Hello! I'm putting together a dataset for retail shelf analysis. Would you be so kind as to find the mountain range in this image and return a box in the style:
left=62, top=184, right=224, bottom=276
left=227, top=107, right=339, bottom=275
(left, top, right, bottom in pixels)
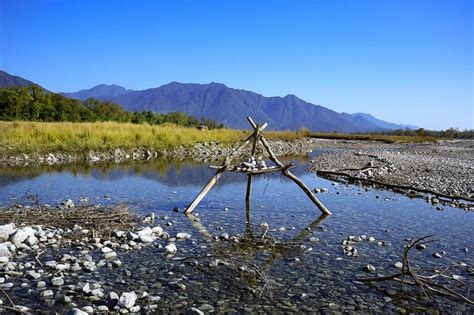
left=1, top=70, right=418, bottom=131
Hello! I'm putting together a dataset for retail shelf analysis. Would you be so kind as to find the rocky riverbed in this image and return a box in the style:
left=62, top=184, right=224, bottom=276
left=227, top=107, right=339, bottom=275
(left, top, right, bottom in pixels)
left=1, top=200, right=472, bottom=314
left=1, top=139, right=473, bottom=313
left=308, top=140, right=474, bottom=208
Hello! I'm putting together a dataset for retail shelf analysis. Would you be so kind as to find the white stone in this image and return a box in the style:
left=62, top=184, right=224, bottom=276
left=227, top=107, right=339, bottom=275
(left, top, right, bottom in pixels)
left=103, top=251, right=117, bottom=259
left=139, top=235, right=155, bottom=243
left=25, top=235, right=38, bottom=246
left=52, top=277, right=64, bottom=286
left=0, top=244, right=12, bottom=258
left=41, top=289, right=54, bottom=298
left=0, top=224, right=16, bottom=242
left=10, top=227, right=36, bottom=245
left=118, top=291, right=137, bottom=309
left=164, top=243, right=177, bottom=255
left=137, top=227, right=152, bottom=237
left=55, top=263, right=70, bottom=271
left=101, top=247, right=113, bottom=253
left=91, top=288, right=104, bottom=297
left=97, top=305, right=109, bottom=312
left=176, top=232, right=191, bottom=239
left=151, top=226, right=164, bottom=235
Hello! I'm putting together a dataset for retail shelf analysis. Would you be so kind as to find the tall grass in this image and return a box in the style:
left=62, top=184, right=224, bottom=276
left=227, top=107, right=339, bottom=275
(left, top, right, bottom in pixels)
left=0, top=121, right=248, bottom=154
left=0, top=121, right=435, bottom=155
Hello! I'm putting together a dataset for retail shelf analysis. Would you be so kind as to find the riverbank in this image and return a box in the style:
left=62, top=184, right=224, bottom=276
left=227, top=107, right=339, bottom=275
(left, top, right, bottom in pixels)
left=308, top=140, right=474, bottom=208
left=0, top=121, right=318, bottom=167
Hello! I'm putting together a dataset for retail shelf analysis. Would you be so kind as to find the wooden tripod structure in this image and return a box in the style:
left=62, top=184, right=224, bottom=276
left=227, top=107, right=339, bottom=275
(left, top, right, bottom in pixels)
left=184, top=117, right=331, bottom=215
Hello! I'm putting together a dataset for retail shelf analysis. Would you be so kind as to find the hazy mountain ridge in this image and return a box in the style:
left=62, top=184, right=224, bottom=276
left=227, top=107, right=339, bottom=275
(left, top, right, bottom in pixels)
left=65, top=81, right=386, bottom=131
left=62, top=84, right=133, bottom=100
left=352, top=112, right=418, bottom=130
left=1, top=70, right=417, bottom=132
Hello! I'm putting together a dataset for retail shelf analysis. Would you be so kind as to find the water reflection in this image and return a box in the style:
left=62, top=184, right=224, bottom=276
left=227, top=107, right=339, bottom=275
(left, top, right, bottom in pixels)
left=0, top=154, right=313, bottom=189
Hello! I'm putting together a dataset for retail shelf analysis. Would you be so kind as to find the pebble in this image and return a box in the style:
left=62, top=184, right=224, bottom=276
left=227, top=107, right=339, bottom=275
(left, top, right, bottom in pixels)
left=394, top=262, right=403, bottom=269
left=364, top=264, right=376, bottom=272
left=432, top=252, right=442, bottom=258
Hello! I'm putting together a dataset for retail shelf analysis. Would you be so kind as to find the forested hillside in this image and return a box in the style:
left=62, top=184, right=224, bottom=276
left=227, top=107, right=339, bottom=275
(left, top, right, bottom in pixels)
left=0, top=85, right=223, bottom=129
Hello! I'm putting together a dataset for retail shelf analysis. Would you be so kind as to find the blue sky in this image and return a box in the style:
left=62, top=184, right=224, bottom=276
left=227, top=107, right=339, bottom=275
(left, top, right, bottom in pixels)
left=1, top=0, right=472, bottom=130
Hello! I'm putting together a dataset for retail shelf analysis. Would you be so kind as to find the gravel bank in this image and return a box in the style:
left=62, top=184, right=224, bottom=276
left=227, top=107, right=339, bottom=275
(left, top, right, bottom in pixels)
left=308, top=140, right=474, bottom=206
left=0, top=138, right=318, bottom=167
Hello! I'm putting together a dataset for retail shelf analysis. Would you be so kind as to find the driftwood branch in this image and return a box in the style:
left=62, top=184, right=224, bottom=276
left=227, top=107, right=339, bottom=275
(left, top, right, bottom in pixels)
left=317, top=170, right=474, bottom=203
left=359, top=236, right=473, bottom=305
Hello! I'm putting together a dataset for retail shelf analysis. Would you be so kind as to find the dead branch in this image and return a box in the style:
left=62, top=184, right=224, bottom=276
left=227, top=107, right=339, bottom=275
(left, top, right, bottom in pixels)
left=359, top=236, right=473, bottom=305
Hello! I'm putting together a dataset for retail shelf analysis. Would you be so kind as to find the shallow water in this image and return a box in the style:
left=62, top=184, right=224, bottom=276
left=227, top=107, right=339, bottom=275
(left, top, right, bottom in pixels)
left=1, top=150, right=473, bottom=313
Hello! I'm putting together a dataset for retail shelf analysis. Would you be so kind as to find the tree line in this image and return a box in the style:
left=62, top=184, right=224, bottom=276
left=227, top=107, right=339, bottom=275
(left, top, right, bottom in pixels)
left=0, top=85, right=224, bottom=129
left=365, top=127, right=473, bottom=139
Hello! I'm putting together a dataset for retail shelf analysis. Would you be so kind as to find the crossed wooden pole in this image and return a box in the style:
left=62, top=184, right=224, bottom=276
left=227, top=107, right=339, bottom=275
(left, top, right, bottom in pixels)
left=185, top=116, right=331, bottom=215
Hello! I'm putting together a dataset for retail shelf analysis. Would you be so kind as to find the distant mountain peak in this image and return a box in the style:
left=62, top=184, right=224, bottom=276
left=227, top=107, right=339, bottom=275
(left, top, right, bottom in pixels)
left=351, top=112, right=419, bottom=130
left=62, top=84, right=133, bottom=100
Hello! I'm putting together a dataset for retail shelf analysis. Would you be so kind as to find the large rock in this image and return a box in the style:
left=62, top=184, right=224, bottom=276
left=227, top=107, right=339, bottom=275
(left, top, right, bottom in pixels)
left=10, top=227, right=36, bottom=246
left=0, top=224, right=16, bottom=242
left=118, top=291, right=137, bottom=309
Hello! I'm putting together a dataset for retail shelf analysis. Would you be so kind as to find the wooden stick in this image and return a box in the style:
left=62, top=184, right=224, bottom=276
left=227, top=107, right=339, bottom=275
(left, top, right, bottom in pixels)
left=185, top=168, right=225, bottom=213
left=282, top=169, right=332, bottom=215
left=245, top=175, right=252, bottom=223
left=185, top=122, right=268, bottom=214
left=247, top=117, right=331, bottom=215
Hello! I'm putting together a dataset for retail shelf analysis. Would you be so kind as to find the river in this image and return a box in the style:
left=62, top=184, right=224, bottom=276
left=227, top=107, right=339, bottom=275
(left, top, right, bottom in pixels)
left=0, top=149, right=472, bottom=313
